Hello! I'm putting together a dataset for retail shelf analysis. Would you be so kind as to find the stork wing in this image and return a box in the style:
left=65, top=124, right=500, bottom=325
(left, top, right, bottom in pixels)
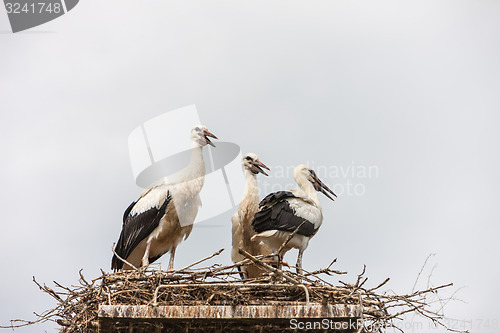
left=258, top=191, right=296, bottom=208
left=252, top=192, right=317, bottom=238
left=111, top=190, right=172, bottom=270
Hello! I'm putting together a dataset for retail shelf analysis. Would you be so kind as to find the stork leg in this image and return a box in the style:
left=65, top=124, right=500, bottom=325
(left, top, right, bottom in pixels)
left=267, top=254, right=280, bottom=269
left=167, top=245, right=176, bottom=271
left=296, top=249, right=304, bottom=276
left=142, top=239, right=152, bottom=268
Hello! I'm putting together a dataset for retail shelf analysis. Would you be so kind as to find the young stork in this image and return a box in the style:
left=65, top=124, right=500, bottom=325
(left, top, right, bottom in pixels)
left=111, top=125, right=218, bottom=271
left=251, top=164, right=336, bottom=275
left=231, top=153, right=272, bottom=279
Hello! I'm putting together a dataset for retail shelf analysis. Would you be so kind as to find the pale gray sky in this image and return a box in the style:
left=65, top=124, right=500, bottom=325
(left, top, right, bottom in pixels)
left=1, top=1, right=499, bottom=332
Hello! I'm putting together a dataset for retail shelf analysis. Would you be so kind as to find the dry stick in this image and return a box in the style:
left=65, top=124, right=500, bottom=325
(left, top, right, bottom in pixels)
left=235, top=252, right=280, bottom=266
left=366, top=277, right=391, bottom=292
left=276, top=220, right=307, bottom=255
left=409, top=283, right=453, bottom=297
left=303, top=266, right=347, bottom=277
left=385, top=304, right=425, bottom=320
left=326, top=258, right=337, bottom=269
left=425, top=263, right=448, bottom=318
left=345, top=277, right=368, bottom=300
left=426, top=263, right=438, bottom=290
left=339, top=264, right=368, bottom=297
left=286, top=270, right=327, bottom=290
left=1, top=305, right=61, bottom=329
left=436, top=286, right=467, bottom=313
left=173, top=248, right=224, bottom=272
left=3, top=250, right=465, bottom=333
left=111, top=243, right=139, bottom=271
left=33, top=277, right=64, bottom=303
left=412, top=253, right=435, bottom=292
left=238, top=248, right=300, bottom=284
left=206, top=254, right=274, bottom=275
left=78, top=269, right=90, bottom=286
left=355, top=264, right=367, bottom=287
left=53, top=280, right=73, bottom=293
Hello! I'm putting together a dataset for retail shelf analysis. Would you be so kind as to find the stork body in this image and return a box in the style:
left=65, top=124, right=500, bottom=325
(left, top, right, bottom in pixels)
left=231, top=153, right=271, bottom=279
left=111, top=126, right=217, bottom=271
left=251, top=164, right=336, bottom=274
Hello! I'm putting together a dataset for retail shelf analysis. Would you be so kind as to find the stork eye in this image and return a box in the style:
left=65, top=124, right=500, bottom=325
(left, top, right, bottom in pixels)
left=245, top=156, right=253, bottom=161
left=194, top=127, right=201, bottom=132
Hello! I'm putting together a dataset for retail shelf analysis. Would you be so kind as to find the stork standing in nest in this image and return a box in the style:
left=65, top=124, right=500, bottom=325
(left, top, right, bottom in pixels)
left=231, top=153, right=272, bottom=279
left=251, top=164, right=336, bottom=275
left=111, top=125, right=218, bottom=271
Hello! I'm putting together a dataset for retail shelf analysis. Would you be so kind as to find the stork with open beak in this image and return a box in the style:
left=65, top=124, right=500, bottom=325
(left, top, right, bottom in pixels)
left=231, top=153, right=272, bottom=279
left=251, top=164, right=336, bottom=275
left=111, top=125, right=218, bottom=271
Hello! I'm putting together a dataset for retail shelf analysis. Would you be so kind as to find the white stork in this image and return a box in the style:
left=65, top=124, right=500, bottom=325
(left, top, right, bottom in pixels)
left=111, top=125, right=218, bottom=271
left=231, top=153, right=272, bottom=279
left=251, top=164, right=336, bottom=274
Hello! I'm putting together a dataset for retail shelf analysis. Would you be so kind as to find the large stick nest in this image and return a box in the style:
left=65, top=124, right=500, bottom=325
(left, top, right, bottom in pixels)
left=2, top=249, right=462, bottom=333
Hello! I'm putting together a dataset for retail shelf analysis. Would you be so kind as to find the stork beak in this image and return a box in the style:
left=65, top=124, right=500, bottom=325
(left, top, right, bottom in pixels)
left=311, top=174, right=337, bottom=202
left=202, top=129, right=218, bottom=147
left=250, top=159, right=270, bottom=176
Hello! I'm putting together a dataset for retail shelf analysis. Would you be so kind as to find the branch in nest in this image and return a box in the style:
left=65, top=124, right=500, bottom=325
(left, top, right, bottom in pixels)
left=238, top=248, right=301, bottom=285
left=173, top=248, right=224, bottom=272
left=111, top=243, right=139, bottom=271
left=1, top=250, right=465, bottom=333
left=276, top=220, right=306, bottom=255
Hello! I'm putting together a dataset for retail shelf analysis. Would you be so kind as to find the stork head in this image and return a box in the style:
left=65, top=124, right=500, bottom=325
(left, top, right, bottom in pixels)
left=242, top=153, right=270, bottom=176
left=191, top=125, right=218, bottom=147
left=294, top=164, right=337, bottom=201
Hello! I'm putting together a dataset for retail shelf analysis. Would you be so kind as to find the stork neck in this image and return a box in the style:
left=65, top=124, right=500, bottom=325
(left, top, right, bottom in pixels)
left=242, top=169, right=259, bottom=201
left=297, top=176, right=321, bottom=207
left=183, top=141, right=205, bottom=181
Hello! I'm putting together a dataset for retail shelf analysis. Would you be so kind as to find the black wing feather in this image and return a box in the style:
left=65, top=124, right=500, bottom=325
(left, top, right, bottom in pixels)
left=122, top=201, right=136, bottom=224
left=259, top=191, right=296, bottom=208
left=148, top=253, right=164, bottom=265
left=252, top=192, right=317, bottom=238
left=111, top=192, right=172, bottom=270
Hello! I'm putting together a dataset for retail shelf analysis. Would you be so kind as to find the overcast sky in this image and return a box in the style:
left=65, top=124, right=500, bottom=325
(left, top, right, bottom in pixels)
left=1, top=1, right=499, bottom=332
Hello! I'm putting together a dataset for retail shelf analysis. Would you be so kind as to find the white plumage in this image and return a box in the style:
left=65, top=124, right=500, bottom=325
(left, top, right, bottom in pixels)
left=231, top=153, right=272, bottom=278
left=251, top=164, right=336, bottom=274
left=111, top=125, right=217, bottom=271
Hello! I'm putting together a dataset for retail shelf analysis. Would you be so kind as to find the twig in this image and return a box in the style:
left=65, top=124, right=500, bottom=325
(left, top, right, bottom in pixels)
left=367, top=278, right=390, bottom=292
left=2, top=250, right=464, bottom=333
left=276, top=221, right=306, bottom=255
left=173, top=248, right=224, bottom=272
left=111, top=243, right=139, bottom=271
left=412, top=253, right=435, bottom=292
left=238, top=248, right=300, bottom=284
